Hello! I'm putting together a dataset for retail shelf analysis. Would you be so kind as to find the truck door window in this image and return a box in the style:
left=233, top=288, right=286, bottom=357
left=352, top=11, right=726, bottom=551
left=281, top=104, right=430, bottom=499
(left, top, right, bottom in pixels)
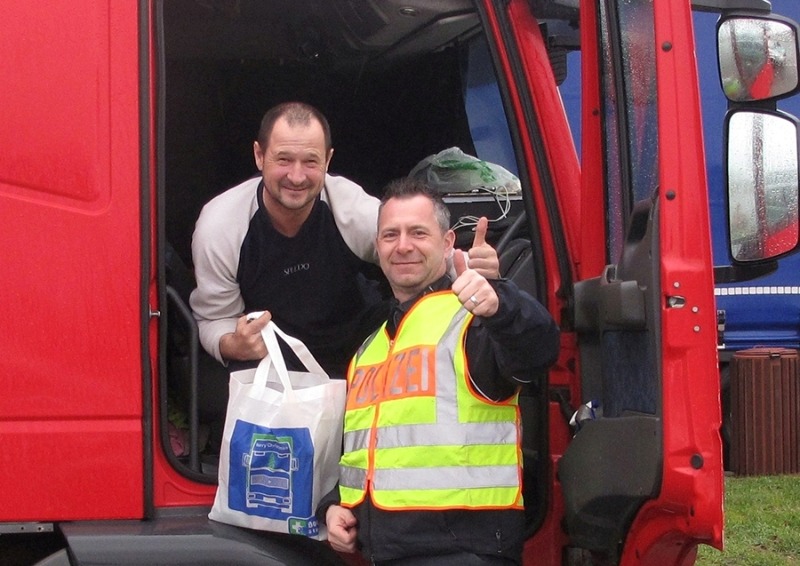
left=596, top=0, right=660, bottom=415
left=464, top=35, right=518, bottom=177
left=600, top=0, right=659, bottom=261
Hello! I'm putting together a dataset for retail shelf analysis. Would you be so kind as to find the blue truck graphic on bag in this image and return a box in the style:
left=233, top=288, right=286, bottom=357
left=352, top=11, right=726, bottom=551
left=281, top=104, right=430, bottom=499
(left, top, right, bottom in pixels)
left=228, top=421, right=318, bottom=536
left=243, top=435, right=297, bottom=511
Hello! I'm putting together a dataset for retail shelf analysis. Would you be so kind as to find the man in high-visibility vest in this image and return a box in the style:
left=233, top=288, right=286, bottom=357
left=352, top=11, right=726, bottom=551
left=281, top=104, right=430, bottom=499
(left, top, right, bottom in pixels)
left=322, top=178, right=560, bottom=565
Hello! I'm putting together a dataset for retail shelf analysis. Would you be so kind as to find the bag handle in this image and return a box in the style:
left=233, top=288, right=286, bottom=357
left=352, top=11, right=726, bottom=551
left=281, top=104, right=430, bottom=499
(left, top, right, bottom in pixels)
left=246, top=312, right=327, bottom=376
left=253, top=322, right=293, bottom=394
left=248, top=314, right=329, bottom=394
left=270, top=324, right=327, bottom=376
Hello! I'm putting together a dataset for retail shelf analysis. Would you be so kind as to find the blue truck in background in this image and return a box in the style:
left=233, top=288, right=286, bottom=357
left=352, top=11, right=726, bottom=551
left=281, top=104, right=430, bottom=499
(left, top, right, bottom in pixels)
left=697, top=0, right=800, bottom=361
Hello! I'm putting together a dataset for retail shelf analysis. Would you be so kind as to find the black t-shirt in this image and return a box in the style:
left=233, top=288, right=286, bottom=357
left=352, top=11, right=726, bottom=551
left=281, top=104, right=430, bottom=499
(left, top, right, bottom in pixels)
left=237, top=186, right=388, bottom=377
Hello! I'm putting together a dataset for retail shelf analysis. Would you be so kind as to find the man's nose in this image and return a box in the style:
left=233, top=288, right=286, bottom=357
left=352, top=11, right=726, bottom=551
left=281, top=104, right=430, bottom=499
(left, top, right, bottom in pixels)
left=286, top=161, right=306, bottom=184
left=396, top=232, right=414, bottom=252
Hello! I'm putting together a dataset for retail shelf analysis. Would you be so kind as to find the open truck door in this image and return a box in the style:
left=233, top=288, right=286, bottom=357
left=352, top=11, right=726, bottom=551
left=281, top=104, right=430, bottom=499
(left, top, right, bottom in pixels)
left=462, top=0, right=728, bottom=562
left=485, top=0, right=726, bottom=563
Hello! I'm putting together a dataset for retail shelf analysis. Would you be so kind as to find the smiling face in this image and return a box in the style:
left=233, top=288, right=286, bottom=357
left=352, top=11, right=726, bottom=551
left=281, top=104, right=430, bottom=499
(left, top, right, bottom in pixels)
left=376, top=194, right=455, bottom=302
left=254, top=115, right=333, bottom=233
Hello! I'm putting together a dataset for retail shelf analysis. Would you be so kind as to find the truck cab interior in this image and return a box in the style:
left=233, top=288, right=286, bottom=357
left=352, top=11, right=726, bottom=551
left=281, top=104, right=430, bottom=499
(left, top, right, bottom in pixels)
left=157, top=0, right=566, bottom=534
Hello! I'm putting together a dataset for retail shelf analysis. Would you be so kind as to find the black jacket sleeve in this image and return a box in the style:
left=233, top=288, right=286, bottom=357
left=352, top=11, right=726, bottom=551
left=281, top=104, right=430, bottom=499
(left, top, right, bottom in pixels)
left=316, top=483, right=341, bottom=524
left=466, top=279, right=559, bottom=401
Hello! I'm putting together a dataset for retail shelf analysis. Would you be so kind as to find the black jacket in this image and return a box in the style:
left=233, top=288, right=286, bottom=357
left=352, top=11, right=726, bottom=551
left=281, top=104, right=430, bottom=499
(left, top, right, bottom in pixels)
left=319, top=276, right=560, bottom=563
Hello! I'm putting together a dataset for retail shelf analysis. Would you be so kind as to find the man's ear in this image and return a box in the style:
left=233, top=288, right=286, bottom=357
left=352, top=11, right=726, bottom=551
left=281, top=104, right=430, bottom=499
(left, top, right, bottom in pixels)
left=444, top=229, right=456, bottom=254
left=325, top=148, right=334, bottom=172
left=253, top=141, right=265, bottom=171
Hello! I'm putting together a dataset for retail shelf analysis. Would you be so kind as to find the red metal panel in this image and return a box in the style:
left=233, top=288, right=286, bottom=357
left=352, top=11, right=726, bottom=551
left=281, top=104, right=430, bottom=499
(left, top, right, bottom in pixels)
left=0, top=1, right=144, bottom=521
left=730, top=348, right=800, bottom=476
left=621, top=0, right=725, bottom=561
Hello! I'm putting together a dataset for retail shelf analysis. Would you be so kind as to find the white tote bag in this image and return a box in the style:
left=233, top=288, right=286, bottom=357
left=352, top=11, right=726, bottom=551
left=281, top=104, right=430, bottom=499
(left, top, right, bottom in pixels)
left=209, top=319, right=346, bottom=539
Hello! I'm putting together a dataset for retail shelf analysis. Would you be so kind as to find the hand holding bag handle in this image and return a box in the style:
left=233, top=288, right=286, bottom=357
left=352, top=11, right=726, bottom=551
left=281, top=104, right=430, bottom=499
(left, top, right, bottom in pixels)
left=249, top=314, right=328, bottom=396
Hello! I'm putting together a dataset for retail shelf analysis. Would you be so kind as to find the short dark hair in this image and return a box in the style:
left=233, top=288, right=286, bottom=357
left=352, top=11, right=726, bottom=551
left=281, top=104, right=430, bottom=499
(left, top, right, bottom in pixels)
left=256, top=102, right=332, bottom=152
left=379, top=177, right=451, bottom=233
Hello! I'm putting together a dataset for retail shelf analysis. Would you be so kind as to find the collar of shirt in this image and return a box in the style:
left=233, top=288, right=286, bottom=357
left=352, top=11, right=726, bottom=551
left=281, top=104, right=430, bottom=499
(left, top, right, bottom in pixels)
left=386, top=274, right=452, bottom=338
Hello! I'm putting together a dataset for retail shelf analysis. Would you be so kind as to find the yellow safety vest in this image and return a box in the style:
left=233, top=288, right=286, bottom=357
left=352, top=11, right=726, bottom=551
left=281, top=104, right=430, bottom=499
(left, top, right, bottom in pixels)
left=339, top=291, right=523, bottom=511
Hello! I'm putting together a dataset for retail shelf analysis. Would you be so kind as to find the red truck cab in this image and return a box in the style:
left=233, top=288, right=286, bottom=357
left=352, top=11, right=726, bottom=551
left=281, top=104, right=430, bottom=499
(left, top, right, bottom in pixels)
left=2, top=0, right=798, bottom=564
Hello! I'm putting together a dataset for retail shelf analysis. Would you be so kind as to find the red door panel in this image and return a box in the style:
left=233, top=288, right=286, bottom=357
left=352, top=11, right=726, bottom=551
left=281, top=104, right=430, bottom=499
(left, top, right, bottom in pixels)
left=0, top=2, right=144, bottom=521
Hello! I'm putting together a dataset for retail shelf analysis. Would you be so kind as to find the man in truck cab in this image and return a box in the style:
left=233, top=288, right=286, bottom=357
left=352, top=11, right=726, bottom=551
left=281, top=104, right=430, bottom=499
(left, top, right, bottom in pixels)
left=190, top=101, right=500, bottom=378
left=322, top=178, right=560, bottom=565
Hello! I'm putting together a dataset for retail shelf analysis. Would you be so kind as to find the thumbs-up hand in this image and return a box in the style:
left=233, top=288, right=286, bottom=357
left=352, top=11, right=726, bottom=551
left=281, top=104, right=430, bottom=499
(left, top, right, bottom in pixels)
left=452, top=246, right=499, bottom=317
left=466, top=217, right=500, bottom=279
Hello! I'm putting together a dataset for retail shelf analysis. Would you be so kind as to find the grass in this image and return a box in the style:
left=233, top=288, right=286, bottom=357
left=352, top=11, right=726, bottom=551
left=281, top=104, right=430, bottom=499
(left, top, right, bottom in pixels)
left=696, top=474, right=800, bottom=565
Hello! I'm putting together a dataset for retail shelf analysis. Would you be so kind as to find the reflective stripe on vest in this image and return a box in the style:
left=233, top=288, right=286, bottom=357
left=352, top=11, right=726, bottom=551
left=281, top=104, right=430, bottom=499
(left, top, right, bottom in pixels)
left=339, top=291, right=522, bottom=510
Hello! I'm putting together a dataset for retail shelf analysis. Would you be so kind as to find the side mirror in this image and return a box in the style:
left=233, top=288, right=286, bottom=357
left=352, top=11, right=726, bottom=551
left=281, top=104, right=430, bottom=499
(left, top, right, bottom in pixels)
left=727, top=109, right=800, bottom=262
left=718, top=15, right=800, bottom=103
